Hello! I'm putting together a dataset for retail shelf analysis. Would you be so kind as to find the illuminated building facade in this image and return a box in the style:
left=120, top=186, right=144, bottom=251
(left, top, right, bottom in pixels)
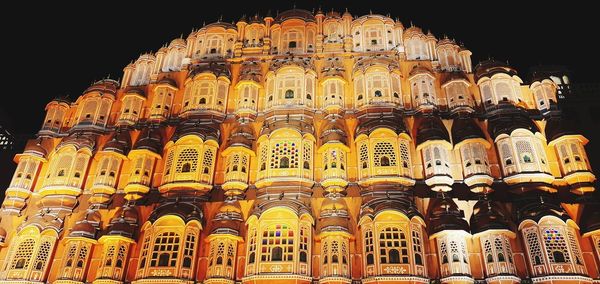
left=1, top=8, right=599, bottom=284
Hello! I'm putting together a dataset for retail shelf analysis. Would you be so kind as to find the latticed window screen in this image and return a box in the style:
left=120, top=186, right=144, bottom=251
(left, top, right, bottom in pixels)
left=500, top=143, right=514, bottom=166
left=150, top=232, right=180, bottom=267
left=247, top=227, right=257, bottom=264
left=504, top=237, right=514, bottom=263
left=259, top=144, right=268, bottom=171
left=227, top=242, right=235, bottom=266
left=271, top=141, right=299, bottom=169
left=11, top=238, right=35, bottom=269
left=105, top=246, right=115, bottom=266
left=341, top=241, right=348, bottom=264
left=515, top=140, right=535, bottom=163
left=176, top=148, right=199, bottom=173
left=460, top=241, right=468, bottom=263
left=484, top=240, right=493, bottom=262
left=261, top=224, right=294, bottom=262
left=412, top=228, right=423, bottom=265
left=525, top=229, right=544, bottom=265
left=543, top=228, right=570, bottom=263
left=299, top=225, right=310, bottom=262
left=440, top=241, right=448, bottom=264
left=494, top=237, right=505, bottom=261
left=183, top=233, right=196, bottom=268
left=373, top=141, right=397, bottom=167
left=65, top=243, right=77, bottom=267
left=399, top=141, right=411, bottom=168
left=302, top=142, right=312, bottom=169
left=116, top=245, right=126, bottom=268
left=364, top=230, right=374, bottom=264
left=33, top=240, right=53, bottom=271
left=202, top=149, right=215, bottom=174
left=138, top=234, right=151, bottom=269
left=567, top=229, right=583, bottom=265
left=78, top=245, right=89, bottom=267
left=164, top=150, right=174, bottom=176
left=359, top=143, right=369, bottom=169
left=378, top=227, right=408, bottom=264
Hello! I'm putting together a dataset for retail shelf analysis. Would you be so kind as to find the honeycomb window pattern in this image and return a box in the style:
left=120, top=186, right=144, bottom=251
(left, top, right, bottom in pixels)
left=543, top=228, right=570, bottom=263
left=524, top=228, right=544, bottom=265
left=373, top=141, right=397, bottom=167
left=176, top=148, right=199, bottom=173
left=10, top=238, right=35, bottom=269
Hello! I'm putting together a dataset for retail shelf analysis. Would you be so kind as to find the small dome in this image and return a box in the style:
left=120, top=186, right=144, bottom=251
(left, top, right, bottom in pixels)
left=321, top=118, right=348, bottom=145
left=204, top=21, right=237, bottom=30
left=59, top=133, right=96, bottom=151
left=106, top=218, right=137, bottom=239
left=83, top=79, right=120, bottom=95
left=416, top=115, right=450, bottom=146
left=470, top=199, right=511, bottom=234
left=125, top=88, right=146, bottom=97
left=188, top=62, right=231, bottom=79
left=451, top=117, right=485, bottom=145
left=321, top=198, right=347, bottom=211
left=169, top=38, right=186, bottom=48
left=103, top=129, right=131, bottom=155
left=133, top=127, right=163, bottom=154
left=138, top=53, right=156, bottom=62
left=474, top=59, right=518, bottom=82
left=212, top=201, right=243, bottom=235
left=325, top=10, right=341, bottom=18
left=545, top=116, right=577, bottom=142
left=275, top=8, right=316, bottom=23
left=409, top=65, right=433, bottom=77
left=516, top=195, right=571, bottom=224
left=487, top=113, right=539, bottom=139
left=23, top=140, right=47, bottom=158
left=227, top=123, right=255, bottom=148
left=69, top=220, right=96, bottom=239
left=157, top=77, right=178, bottom=88
left=173, top=120, right=220, bottom=143
left=356, top=114, right=407, bottom=137
left=441, top=71, right=469, bottom=85
left=437, top=36, right=457, bottom=47
left=149, top=201, right=203, bottom=224
left=428, top=196, right=470, bottom=235
left=581, top=202, right=600, bottom=235
left=403, top=26, right=424, bottom=39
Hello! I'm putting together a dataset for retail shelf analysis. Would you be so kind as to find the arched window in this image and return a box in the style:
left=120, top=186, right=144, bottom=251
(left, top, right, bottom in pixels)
left=285, top=89, right=294, bottom=99
left=150, top=232, right=180, bottom=267
left=380, top=156, right=390, bottom=167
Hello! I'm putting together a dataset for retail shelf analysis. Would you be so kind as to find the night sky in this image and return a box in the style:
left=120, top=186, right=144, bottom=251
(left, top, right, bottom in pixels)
left=1, top=1, right=599, bottom=137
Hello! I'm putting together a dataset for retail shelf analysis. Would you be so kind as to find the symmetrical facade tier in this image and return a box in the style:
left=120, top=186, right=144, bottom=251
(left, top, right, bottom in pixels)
left=1, top=8, right=599, bottom=284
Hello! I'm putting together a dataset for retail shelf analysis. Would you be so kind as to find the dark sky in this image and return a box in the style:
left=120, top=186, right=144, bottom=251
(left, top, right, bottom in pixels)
left=1, top=1, right=598, bottom=135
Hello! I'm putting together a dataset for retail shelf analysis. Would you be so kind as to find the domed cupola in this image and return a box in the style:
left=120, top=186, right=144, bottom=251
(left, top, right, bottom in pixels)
left=470, top=198, right=520, bottom=281
left=516, top=194, right=589, bottom=279
left=470, top=199, right=511, bottom=235
left=428, top=195, right=470, bottom=235
left=103, top=129, right=131, bottom=156
left=319, top=118, right=350, bottom=195
left=317, top=197, right=352, bottom=281
left=274, top=8, right=316, bottom=23
left=488, top=114, right=554, bottom=187
left=545, top=116, right=595, bottom=194
left=452, top=117, right=493, bottom=193
left=580, top=201, right=600, bottom=239
left=416, top=116, right=453, bottom=192
left=222, top=123, right=255, bottom=198
left=428, top=194, right=473, bottom=279
left=204, top=201, right=243, bottom=282
left=124, top=127, right=162, bottom=200
left=475, top=59, right=525, bottom=111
